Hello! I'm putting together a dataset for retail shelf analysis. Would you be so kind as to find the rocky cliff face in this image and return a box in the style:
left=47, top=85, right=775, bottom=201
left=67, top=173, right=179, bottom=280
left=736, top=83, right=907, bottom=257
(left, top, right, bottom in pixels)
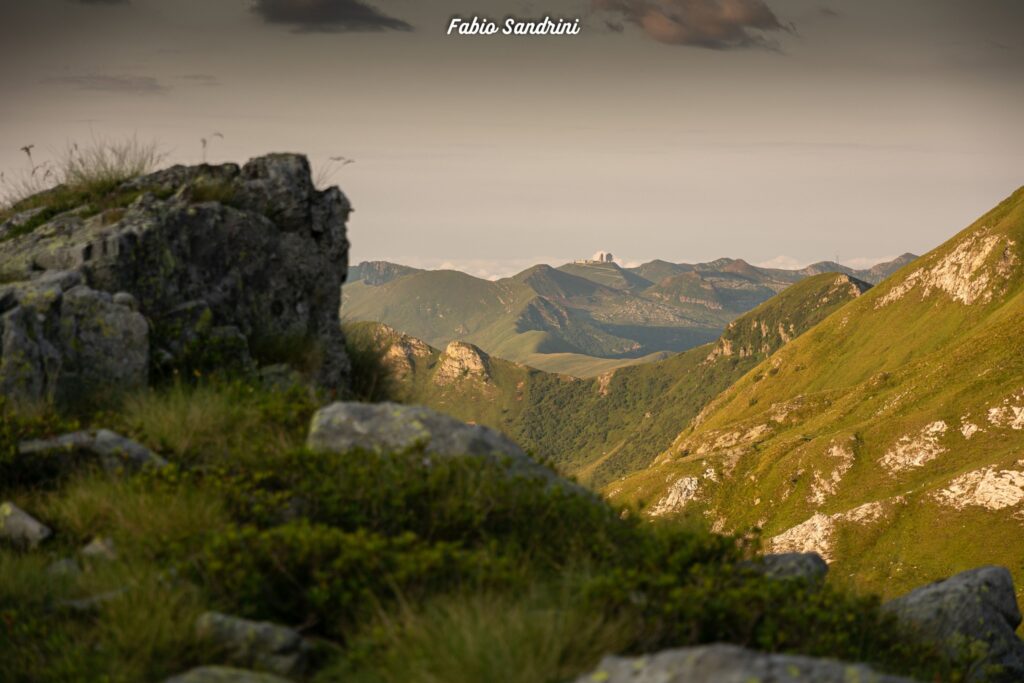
left=0, top=154, right=350, bottom=403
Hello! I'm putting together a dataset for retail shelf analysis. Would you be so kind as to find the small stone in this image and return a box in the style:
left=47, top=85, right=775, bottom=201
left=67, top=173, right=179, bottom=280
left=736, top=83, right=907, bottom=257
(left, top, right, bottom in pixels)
left=195, top=612, right=311, bottom=677
left=112, top=291, right=138, bottom=311
left=81, top=537, right=117, bottom=561
left=0, top=501, right=52, bottom=547
left=92, top=429, right=168, bottom=471
left=755, top=552, right=829, bottom=582
left=46, top=557, right=81, bottom=578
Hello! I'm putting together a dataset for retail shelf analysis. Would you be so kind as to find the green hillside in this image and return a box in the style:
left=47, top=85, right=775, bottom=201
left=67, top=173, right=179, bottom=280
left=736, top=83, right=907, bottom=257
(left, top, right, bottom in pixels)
left=609, top=187, right=1024, bottom=604
left=354, top=273, right=869, bottom=490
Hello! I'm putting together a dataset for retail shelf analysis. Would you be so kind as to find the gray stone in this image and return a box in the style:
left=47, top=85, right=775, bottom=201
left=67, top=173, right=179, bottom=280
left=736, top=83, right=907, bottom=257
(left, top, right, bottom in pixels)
left=0, top=274, right=148, bottom=405
left=0, top=153, right=351, bottom=395
left=307, top=402, right=570, bottom=486
left=163, top=666, right=293, bottom=683
left=195, top=612, right=311, bottom=677
left=0, top=501, right=51, bottom=547
left=884, top=566, right=1024, bottom=682
left=574, top=644, right=914, bottom=683
left=46, top=557, right=81, bottom=578
left=92, top=429, right=168, bottom=470
left=112, top=291, right=138, bottom=310
left=755, top=552, right=829, bottom=582
left=81, top=536, right=117, bottom=561
left=19, top=429, right=167, bottom=472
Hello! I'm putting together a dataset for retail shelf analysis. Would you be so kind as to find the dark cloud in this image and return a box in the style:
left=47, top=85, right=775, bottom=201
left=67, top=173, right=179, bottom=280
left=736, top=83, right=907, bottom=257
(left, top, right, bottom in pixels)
left=594, top=0, right=787, bottom=49
left=43, top=74, right=166, bottom=94
left=251, top=0, right=412, bottom=32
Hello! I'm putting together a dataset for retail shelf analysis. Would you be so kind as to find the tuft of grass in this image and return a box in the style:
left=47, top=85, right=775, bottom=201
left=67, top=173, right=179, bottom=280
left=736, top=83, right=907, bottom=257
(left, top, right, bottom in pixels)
left=58, top=137, right=165, bottom=197
left=332, top=587, right=633, bottom=683
left=115, top=380, right=316, bottom=466
left=33, top=472, right=228, bottom=561
left=343, top=323, right=399, bottom=402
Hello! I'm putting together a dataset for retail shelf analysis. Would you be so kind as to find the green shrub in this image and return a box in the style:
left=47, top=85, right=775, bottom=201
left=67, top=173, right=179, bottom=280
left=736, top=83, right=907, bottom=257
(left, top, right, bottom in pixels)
left=0, top=400, right=81, bottom=494
left=198, top=521, right=506, bottom=639
left=342, top=324, right=398, bottom=402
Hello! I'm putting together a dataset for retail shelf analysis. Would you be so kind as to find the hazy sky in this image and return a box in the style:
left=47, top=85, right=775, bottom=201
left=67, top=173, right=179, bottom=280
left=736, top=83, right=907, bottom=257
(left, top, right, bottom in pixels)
left=1, top=0, right=1022, bottom=278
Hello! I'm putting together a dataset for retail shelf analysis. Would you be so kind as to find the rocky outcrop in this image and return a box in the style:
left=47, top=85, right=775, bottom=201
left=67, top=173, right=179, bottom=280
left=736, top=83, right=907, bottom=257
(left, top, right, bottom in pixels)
left=754, top=552, right=829, bottom=582
left=884, top=566, right=1024, bottom=682
left=307, top=402, right=571, bottom=487
left=574, top=644, right=913, bottom=683
left=433, top=341, right=490, bottom=385
left=195, top=612, right=311, bottom=678
left=0, top=154, right=350, bottom=400
left=0, top=270, right=148, bottom=404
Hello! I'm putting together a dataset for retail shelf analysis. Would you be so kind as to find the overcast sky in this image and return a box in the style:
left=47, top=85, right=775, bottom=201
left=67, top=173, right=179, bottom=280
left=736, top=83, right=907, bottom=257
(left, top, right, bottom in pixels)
left=1, top=0, right=1022, bottom=278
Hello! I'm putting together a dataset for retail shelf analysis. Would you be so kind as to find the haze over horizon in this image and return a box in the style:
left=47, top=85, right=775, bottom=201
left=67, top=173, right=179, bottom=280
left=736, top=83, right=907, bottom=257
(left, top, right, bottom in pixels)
left=1, top=0, right=1022, bottom=277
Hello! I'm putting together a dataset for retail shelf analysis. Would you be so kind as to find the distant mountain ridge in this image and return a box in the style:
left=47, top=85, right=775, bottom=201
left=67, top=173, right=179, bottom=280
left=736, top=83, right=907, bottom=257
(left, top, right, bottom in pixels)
left=344, top=254, right=914, bottom=377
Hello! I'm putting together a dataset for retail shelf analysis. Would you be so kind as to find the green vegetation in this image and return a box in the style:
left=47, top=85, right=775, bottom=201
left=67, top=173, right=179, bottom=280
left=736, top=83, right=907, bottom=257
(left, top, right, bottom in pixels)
left=0, top=368, right=976, bottom=682
left=610, top=186, right=1024, bottom=605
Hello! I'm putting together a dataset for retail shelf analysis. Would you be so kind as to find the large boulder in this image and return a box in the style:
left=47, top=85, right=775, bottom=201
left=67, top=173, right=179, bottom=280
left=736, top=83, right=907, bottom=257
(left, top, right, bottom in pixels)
left=0, top=270, right=148, bottom=404
left=574, top=644, right=913, bottom=682
left=753, top=552, right=829, bottom=582
left=0, top=154, right=350, bottom=396
left=307, top=402, right=569, bottom=486
left=884, top=566, right=1024, bottom=682
left=195, top=612, right=311, bottom=677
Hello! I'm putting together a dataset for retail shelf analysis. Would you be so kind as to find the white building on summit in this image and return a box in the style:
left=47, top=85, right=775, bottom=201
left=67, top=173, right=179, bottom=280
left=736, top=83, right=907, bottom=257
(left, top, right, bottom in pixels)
left=590, top=251, right=615, bottom=264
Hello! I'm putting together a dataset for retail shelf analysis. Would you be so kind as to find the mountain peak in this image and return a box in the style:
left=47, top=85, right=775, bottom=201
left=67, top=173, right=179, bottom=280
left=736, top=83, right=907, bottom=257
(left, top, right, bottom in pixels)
left=434, top=340, right=492, bottom=385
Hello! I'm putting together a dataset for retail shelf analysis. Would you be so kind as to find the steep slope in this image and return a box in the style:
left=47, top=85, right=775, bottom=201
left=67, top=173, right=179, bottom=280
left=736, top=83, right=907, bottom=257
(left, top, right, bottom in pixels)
left=609, top=187, right=1024, bottom=602
left=357, top=273, right=869, bottom=489
left=557, top=261, right=654, bottom=291
left=517, top=273, right=870, bottom=485
left=348, top=260, right=423, bottom=285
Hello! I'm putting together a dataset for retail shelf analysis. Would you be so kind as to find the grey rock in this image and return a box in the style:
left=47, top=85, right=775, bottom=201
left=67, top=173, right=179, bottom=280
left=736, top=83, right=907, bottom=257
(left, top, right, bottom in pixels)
left=0, top=501, right=51, bottom=547
left=112, top=291, right=138, bottom=310
left=163, top=666, right=294, bottom=683
left=1, top=153, right=351, bottom=395
left=46, top=557, right=81, bottom=578
left=754, top=552, right=829, bottom=582
left=92, top=429, right=168, bottom=470
left=81, top=536, right=117, bottom=561
left=574, top=644, right=914, bottom=683
left=195, top=612, right=311, bottom=677
left=884, top=566, right=1024, bottom=682
left=307, top=402, right=569, bottom=485
left=0, top=274, right=148, bottom=405
left=58, top=587, right=129, bottom=613
left=19, top=429, right=166, bottom=472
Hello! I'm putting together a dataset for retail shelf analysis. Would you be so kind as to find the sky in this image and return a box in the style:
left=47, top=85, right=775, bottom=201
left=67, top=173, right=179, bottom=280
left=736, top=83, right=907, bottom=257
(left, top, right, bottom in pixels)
left=1, top=0, right=1022, bottom=280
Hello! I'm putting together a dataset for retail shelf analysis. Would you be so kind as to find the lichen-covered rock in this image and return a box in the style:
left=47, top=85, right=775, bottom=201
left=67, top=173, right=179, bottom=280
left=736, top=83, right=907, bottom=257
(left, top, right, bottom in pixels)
left=884, top=566, right=1024, bottom=682
left=574, top=644, right=913, bottom=683
left=0, top=153, right=351, bottom=394
left=0, top=271, right=148, bottom=404
left=195, top=612, right=311, bottom=677
left=307, top=402, right=569, bottom=486
left=163, top=666, right=294, bottom=683
left=0, top=501, right=52, bottom=547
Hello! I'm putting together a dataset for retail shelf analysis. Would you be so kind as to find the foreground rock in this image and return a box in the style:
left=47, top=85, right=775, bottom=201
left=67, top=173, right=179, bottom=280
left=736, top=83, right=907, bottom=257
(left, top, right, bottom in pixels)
left=575, top=644, right=913, bottom=682
left=0, top=501, right=52, bottom=547
left=195, top=612, right=311, bottom=678
left=19, top=429, right=167, bottom=471
left=163, top=666, right=293, bottom=683
left=0, top=153, right=351, bottom=401
left=0, top=271, right=148, bottom=403
left=307, top=402, right=571, bottom=486
left=884, top=566, right=1024, bottom=682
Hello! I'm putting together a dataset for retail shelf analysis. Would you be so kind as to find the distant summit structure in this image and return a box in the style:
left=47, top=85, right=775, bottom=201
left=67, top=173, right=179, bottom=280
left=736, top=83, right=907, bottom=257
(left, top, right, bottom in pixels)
left=577, top=251, right=615, bottom=264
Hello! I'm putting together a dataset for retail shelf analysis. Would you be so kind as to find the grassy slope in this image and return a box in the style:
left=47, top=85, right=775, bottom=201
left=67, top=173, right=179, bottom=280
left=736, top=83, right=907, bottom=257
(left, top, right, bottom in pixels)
left=609, top=187, right=1024, bottom=602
